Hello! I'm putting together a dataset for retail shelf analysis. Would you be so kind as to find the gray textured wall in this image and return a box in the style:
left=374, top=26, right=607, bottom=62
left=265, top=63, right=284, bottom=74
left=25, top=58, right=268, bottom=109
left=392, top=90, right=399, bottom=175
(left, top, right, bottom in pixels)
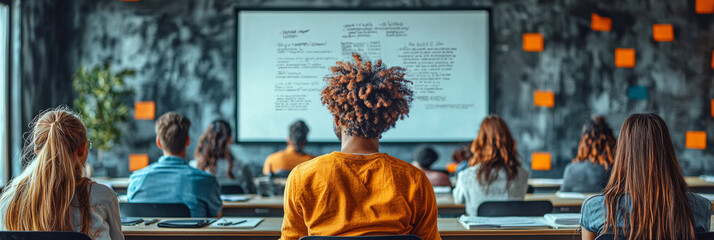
left=18, top=0, right=714, bottom=178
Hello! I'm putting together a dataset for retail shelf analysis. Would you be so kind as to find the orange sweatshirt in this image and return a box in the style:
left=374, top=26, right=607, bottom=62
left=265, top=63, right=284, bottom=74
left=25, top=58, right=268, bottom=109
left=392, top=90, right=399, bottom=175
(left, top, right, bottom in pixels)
left=263, top=146, right=315, bottom=175
left=280, top=151, right=441, bottom=240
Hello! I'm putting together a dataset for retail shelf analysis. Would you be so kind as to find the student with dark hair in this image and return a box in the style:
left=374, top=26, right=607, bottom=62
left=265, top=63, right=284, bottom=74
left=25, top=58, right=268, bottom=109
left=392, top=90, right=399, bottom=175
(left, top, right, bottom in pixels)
left=127, top=112, right=222, bottom=217
left=190, top=120, right=256, bottom=194
left=263, top=120, right=314, bottom=176
left=580, top=114, right=711, bottom=240
left=412, top=146, right=451, bottom=187
left=452, top=115, right=529, bottom=216
left=560, top=116, right=616, bottom=193
left=280, top=53, right=441, bottom=240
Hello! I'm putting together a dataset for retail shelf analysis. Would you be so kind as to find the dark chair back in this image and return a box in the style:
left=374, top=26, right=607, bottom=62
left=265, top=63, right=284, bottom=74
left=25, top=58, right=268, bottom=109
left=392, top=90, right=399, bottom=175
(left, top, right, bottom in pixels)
left=0, top=231, right=92, bottom=240
left=596, top=232, right=714, bottom=240
left=120, top=202, right=191, bottom=218
left=477, top=200, right=553, bottom=217
left=300, top=235, right=422, bottom=240
left=220, top=185, right=245, bottom=194
left=526, top=185, right=535, bottom=194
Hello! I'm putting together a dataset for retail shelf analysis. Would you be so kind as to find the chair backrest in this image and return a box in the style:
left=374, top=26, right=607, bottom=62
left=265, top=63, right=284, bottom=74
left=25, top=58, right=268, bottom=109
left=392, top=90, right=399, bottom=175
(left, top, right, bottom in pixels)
left=120, top=202, right=191, bottom=218
left=596, top=232, right=714, bottom=240
left=300, top=235, right=422, bottom=240
left=477, top=200, right=553, bottom=217
left=0, top=231, right=92, bottom=240
left=220, top=185, right=245, bottom=194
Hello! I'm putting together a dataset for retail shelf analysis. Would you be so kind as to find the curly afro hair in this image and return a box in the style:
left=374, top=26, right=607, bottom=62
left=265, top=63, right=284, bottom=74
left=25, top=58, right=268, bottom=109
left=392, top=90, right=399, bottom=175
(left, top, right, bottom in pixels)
left=321, top=53, right=414, bottom=139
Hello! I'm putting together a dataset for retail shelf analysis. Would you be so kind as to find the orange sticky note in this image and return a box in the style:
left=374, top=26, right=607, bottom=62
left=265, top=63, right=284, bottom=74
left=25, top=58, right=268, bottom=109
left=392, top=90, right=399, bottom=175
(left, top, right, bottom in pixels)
left=446, top=162, right=458, bottom=173
left=531, top=152, right=552, bottom=171
left=711, top=99, right=714, bottom=118
left=522, top=33, right=544, bottom=52
left=696, top=0, right=714, bottom=14
left=686, top=131, right=707, bottom=150
left=129, top=154, right=149, bottom=171
left=533, top=90, right=555, bottom=108
left=591, top=13, right=612, bottom=32
left=711, top=51, right=714, bottom=69
left=652, top=24, right=674, bottom=42
left=134, top=101, right=156, bottom=120
left=615, top=48, right=636, bottom=68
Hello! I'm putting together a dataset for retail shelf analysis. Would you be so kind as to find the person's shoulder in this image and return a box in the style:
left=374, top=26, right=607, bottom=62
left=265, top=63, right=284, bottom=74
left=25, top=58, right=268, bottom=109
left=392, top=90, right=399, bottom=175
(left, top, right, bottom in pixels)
left=187, top=166, right=218, bottom=182
left=88, top=183, right=118, bottom=205
left=266, top=150, right=288, bottom=159
left=582, top=195, right=606, bottom=210
left=687, top=192, right=713, bottom=211
left=290, top=153, right=334, bottom=174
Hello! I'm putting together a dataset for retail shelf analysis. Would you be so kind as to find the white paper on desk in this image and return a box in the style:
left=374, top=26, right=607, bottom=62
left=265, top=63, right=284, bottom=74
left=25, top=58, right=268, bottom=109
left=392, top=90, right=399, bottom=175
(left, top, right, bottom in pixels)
left=529, top=178, right=564, bottom=185
left=543, top=213, right=580, bottom=228
left=220, top=195, right=250, bottom=202
left=555, top=191, right=587, bottom=199
left=433, top=186, right=452, bottom=194
left=458, top=215, right=549, bottom=230
left=208, top=218, right=263, bottom=229
left=700, top=175, right=714, bottom=182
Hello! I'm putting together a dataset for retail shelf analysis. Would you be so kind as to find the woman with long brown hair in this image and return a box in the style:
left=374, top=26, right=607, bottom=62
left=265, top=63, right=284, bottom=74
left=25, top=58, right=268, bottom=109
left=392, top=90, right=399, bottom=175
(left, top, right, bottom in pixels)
left=580, top=113, right=711, bottom=240
left=0, top=107, right=123, bottom=239
left=190, top=120, right=256, bottom=194
left=560, top=116, right=616, bottom=193
left=452, top=115, right=529, bottom=216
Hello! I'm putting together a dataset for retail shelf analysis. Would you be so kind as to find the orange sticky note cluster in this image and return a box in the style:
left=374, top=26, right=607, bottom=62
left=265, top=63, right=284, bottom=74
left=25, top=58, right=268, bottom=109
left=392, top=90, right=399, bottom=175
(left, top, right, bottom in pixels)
left=652, top=24, right=674, bottom=42
left=533, top=90, right=555, bottom=108
left=686, top=131, right=707, bottom=150
left=696, top=0, right=714, bottom=14
left=129, top=154, right=149, bottom=171
left=134, top=101, right=156, bottom=120
left=522, top=33, right=544, bottom=52
left=531, top=152, right=552, bottom=171
left=615, top=48, right=636, bottom=68
left=591, top=13, right=612, bottom=32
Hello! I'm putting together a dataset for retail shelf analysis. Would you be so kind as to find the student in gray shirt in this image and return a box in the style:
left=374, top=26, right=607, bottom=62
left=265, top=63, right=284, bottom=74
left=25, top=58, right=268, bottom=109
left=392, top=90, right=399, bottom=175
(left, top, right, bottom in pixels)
left=580, top=114, right=712, bottom=240
left=560, top=116, right=616, bottom=193
left=453, top=115, right=529, bottom=216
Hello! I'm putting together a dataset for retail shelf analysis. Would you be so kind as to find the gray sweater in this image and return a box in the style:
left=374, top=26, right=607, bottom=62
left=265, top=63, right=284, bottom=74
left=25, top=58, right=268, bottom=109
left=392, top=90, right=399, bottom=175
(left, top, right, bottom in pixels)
left=559, top=161, right=610, bottom=193
left=453, top=165, right=529, bottom=216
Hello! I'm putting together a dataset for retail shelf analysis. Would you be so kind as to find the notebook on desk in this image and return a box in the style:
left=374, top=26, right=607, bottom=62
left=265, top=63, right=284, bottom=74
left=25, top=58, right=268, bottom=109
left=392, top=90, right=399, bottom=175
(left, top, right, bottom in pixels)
left=207, top=218, right=264, bottom=229
left=457, top=215, right=549, bottom=230
left=220, top=194, right=250, bottom=202
left=543, top=213, right=580, bottom=228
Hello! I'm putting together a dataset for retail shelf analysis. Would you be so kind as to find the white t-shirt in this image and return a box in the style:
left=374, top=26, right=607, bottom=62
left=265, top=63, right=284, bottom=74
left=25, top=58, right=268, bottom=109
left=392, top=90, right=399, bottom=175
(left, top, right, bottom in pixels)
left=0, top=183, right=124, bottom=240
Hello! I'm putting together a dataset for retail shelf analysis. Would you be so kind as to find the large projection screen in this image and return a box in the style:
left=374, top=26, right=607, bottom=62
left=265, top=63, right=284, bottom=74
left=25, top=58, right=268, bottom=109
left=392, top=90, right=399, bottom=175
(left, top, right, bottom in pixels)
left=237, top=9, right=490, bottom=142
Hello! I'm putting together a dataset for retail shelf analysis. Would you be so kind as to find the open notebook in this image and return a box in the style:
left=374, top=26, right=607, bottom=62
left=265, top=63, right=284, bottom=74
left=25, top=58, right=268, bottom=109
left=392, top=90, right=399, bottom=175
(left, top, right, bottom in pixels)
left=458, top=215, right=549, bottom=230
left=207, top=218, right=264, bottom=229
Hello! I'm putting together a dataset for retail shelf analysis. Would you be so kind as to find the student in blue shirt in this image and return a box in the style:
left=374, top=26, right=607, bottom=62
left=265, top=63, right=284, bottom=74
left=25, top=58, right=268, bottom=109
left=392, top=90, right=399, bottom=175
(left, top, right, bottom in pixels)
left=127, top=112, right=222, bottom=217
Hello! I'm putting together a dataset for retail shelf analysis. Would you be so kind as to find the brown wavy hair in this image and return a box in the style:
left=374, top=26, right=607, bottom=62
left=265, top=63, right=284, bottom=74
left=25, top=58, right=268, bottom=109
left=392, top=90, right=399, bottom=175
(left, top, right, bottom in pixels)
left=601, top=113, right=695, bottom=239
left=0, top=107, right=93, bottom=235
left=195, top=120, right=235, bottom=179
left=573, top=116, right=616, bottom=169
left=321, top=53, right=413, bottom=139
left=469, top=115, right=521, bottom=186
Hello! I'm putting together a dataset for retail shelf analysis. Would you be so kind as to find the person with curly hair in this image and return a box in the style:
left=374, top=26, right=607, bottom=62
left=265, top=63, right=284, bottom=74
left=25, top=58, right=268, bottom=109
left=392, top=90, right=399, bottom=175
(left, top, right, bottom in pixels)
left=280, top=53, right=441, bottom=240
left=452, top=115, right=529, bottom=216
left=560, top=116, right=616, bottom=193
left=189, top=120, right=256, bottom=194
left=262, top=120, right=314, bottom=177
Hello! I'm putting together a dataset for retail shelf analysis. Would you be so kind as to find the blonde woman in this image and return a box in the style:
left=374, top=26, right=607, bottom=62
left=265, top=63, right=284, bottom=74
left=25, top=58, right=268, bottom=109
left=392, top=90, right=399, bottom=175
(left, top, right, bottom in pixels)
left=0, top=108, right=123, bottom=240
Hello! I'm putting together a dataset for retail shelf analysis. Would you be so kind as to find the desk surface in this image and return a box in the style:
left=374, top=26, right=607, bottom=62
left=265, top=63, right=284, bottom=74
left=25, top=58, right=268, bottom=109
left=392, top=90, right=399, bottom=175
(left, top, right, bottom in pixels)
left=122, top=217, right=580, bottom=237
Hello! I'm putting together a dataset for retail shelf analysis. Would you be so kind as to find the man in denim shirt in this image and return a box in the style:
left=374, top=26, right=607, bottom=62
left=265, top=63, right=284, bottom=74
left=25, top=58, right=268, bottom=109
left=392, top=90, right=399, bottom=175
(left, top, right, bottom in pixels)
left=127, top=112, right=222, bottom=217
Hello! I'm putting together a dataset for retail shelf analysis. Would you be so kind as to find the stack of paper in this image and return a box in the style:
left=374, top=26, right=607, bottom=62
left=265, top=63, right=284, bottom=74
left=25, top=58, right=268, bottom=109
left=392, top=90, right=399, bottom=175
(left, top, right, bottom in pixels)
left=457, top=215, right=549, bottom=230
left=543, top=213, right=581, bottom=228
left=555, top=191, right=588, bottom=199
left=220, top=195, right=250, bottom=202
left=700, top=175, right=714, bottom=182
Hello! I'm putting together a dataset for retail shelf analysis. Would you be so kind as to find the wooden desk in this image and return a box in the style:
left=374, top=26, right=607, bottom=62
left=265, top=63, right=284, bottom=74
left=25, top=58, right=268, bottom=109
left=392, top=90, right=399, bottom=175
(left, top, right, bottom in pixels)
left=529, top=177, right=714, bottom=193
left=122, top=217, right=581, bottom=240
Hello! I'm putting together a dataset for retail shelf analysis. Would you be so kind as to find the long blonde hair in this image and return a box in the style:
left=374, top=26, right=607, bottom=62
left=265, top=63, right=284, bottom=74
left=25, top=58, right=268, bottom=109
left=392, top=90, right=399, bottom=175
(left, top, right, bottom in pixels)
left=0, top=107, right=93, bottom=234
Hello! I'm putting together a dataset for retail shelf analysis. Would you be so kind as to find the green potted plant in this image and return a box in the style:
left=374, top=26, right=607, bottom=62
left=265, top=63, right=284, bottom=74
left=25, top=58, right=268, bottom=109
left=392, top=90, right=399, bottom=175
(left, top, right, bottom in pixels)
left=72, top=62, right=134, bottom=173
